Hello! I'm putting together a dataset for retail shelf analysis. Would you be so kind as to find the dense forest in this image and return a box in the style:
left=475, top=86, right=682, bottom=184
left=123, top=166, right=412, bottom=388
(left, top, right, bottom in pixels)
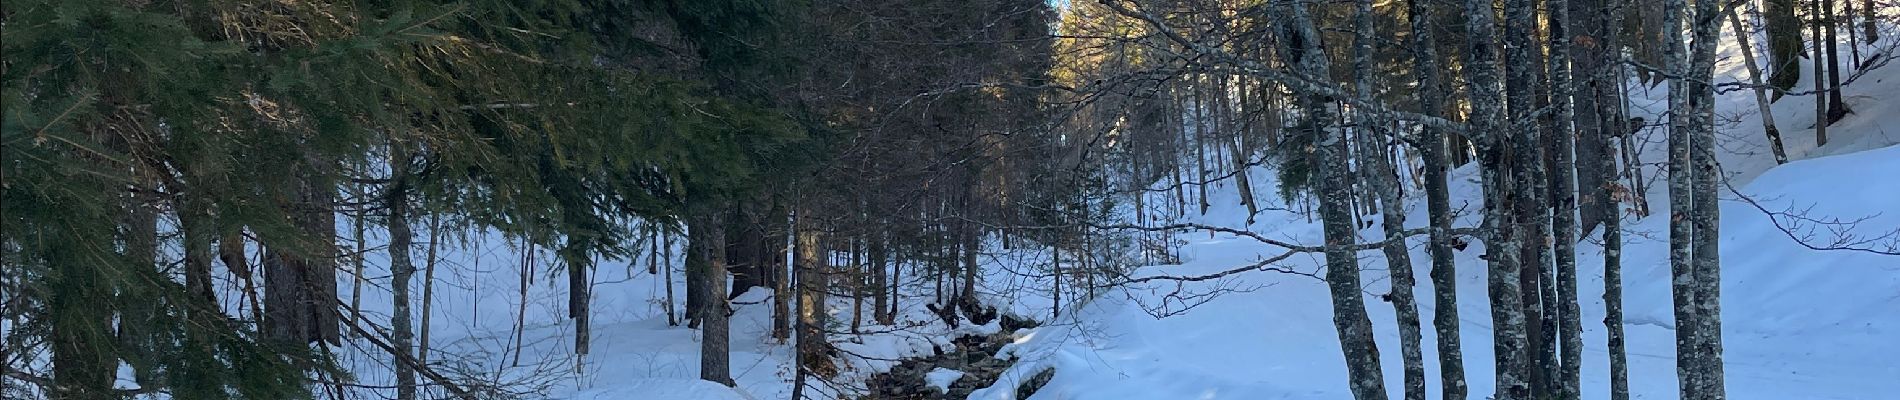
left=4, top=0, right=1897, bottom=399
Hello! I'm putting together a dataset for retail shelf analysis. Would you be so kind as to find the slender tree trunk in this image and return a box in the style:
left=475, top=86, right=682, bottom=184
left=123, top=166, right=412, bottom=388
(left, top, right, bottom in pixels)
left=1281, top=2, right=1387, bottom=399
left=511, top=243, right=532, bottom=367
left=1506, top=0, right=1555, bottom=394
left=1547, top=1, right=1584, bottom=396
left=1824, top=0, right=1852, bottom=124
left=1598, top=61, right=1633, bottom=400
left=664, top=230, right=680, bottom=327
left=1223, top=73, right=1260, bottom=223
left=1051, top=241, right=1062, bottom=319
left=1846, top=0, right=1862, bottom=67
left=350, top=185, right=367, bottom=326
left=850, top=235, right=864, bottom=334
left=1729, top=6, right=1791, bottom=164
left=1353, top=0, right=1423, bottom=398
left=1195, top=76, right=1211, bottom=216
left=1603, top=10, right=1634, bottom=396
left=872, top=230, right=891, bottom=325
left=419, top=214, right=442, bottom=365
left=385, top=142, right=417, bottom=400
left=1409, top=0, right=1465, bottom=397
left=1688, top=0, right=1728, bottom=395
left=1663, top=0, right=1705, bottom=396
left=772, top=208, right=793, bottom=339
left=1814, top=0, right=1831, bottom=146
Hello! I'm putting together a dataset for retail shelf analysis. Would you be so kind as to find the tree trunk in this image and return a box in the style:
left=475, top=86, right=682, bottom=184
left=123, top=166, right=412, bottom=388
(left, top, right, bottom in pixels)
left=1408, top=0, right=1466, bottom=397
left=872, top=231, right=892, bottom=325
left=1601, top=115, right=1632, bottom=400
left=350, top=185, right=368, bottom=327
left=1766, top=0, right=1804, bottom=96
left=850, top=235, right=864, bottom=334
left=1663, top=0, right=1704, bottom=396
left=385, top=142, right=417, bottom=400
left=1506, top=0, right=1555, bottom=394
left=1547, top=1, right=1584, bottom=396
left=664, top=230, right=680, bottom=327
left=263, top=166, right=341, bottom=345
left=1465, top=0, right=1534, bottom=395
left=1864, top=0, right=1879, bottom=44
left=795, top=214, right=833, bottom=379
left=1052, top=241, right=1063, bottom=319
left=772, top=208, right=793, bottom=339
left=419, top=214, right=442, bottom=365
left=1823, top=0, right=1852, bottom=124
left=1195, top=76, right=1212, bottom=216
left=1281, top=2, right=1387, bottom=399
left=1688, top=0, right=1728, bottom=396
left=1814, top=0, right=1831, bottom=146
left=1353, top=0, right=1423, bottom=398
left=693, top=211, right=734, bottom=387
left=1729, top=6, right=1791, bottom=164
left=1572, top=0, right=1614, bottom=234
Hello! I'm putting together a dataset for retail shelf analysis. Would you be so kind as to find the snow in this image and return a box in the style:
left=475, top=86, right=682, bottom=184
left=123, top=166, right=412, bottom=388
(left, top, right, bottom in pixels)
left=926, top=368, right=968, bottom=393
left=570, top=379, right=750, bottom=400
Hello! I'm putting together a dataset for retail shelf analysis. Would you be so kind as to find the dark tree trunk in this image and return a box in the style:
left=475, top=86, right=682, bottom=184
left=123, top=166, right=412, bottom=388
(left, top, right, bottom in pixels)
left=693, top=211, right=735, bottom=386
left=1823, top=0, right=1852, bottom=124
left=872, top=231, right=892, bottom=325
left=1814, top=0, right=1831, bottom=146
left=1571, top=0, right=1614, bottom=234
left=1766, top=0, right=1804, bottom=96
left=263, top=166, right=340, bottom=345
